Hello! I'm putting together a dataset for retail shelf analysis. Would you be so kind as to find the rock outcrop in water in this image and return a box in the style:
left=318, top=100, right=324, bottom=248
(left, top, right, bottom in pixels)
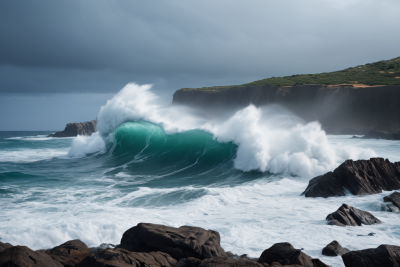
left=326, top=204, right=381, bottom=226
left=257, top=242, right=328, bottom=267
left=322, top=241, right=350, bottom=257
left=47, top=120, right=97, bottom=137
left=342, top=244, right=400, bottom=267
left=382, top=191, right=400, bottom=213
left=302, top=158, right=400, bottom=198
left=44, top=239, right=92, bottom=267
left=172, top=85, right=400, bottom=134
left=119, top=223, right=227, bottom=260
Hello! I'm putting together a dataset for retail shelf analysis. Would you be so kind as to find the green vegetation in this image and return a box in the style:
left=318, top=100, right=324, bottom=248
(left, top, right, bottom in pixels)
left=182, top=56, right=400, bottom=91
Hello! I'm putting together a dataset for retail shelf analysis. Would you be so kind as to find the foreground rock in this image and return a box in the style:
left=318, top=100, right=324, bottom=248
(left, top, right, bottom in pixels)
left=48, top=120, right=97, bottom=137
left=322, top=241, right=350, bottom=256
left=44, top=239, right=92, bottom=267
left=119, top=223, right=227, bottom=260
left=326, top=204, right=381, bottom=226
left=77, top=248, right=176, bottom=267
left=0, top=242, right=12, bottom=253
left=0, top=245, right=63, bottom=267
left=342, top=244, right=400, bottom=267
left=177, top=257, right=269, bottom=267
left=302, top=158, right=400, bottom=198
left=257, top=242, right=328, bottom=267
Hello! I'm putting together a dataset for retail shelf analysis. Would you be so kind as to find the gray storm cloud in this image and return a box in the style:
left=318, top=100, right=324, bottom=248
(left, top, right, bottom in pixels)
left=1, top=0, right=400, bottom=94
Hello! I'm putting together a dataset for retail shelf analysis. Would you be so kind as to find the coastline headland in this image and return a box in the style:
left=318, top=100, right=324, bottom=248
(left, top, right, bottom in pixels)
left=173, top=84, right=400, bottom=135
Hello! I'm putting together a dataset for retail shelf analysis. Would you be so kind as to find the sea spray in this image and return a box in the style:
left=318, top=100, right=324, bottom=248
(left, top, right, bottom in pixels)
left=68, top=83, right=375, bottom=177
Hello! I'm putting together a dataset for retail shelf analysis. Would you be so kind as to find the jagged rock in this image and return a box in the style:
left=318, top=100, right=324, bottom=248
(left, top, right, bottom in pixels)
left=302, top=158, right=400, bottom=198
left=177, top=257, right=269, bottom=267
left=48, top=120, right=97, bottom=137
left=384, top=192, right=400, bottom=209
left=76, top=248, right=177, bottom=267
left=176, top=257, right=202, bottom=267
left=0, top=246, right=63, bottom=267
left=119, top=223, right=227, bottom=260
left=44, top=239, right=92, bottom=267
left=381, top=203, right=400, bottom=213
left=327, top=219, right=346, bottom=227
left=0, top=242, right=12, bottom=253
left=257, top=242, right=328, bottom=267
left=326, top=204, right=381, bottom=226
left=342, top=244, right=400, bottom=267
left=322, top=241, right=350, bottom=256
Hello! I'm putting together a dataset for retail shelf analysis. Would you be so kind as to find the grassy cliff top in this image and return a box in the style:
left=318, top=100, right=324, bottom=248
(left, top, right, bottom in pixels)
left=181, top=56, right=400, bottom=91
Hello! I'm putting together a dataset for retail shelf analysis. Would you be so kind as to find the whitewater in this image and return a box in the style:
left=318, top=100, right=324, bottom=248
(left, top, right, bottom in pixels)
left=1, top=83, right=400, bottom=267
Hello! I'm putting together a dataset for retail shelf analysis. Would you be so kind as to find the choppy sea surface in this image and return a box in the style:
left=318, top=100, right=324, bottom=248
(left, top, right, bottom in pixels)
left=1, top=84, right=400, bottom=267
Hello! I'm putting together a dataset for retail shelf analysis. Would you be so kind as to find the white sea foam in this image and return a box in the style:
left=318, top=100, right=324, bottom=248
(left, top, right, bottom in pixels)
left=0, top=148, right=69, bottom=163
left=67, top=132, right=106, bottom=158
left=69, top=83, right=375, bottom=177
left=1, top=176, right=400, bottom=267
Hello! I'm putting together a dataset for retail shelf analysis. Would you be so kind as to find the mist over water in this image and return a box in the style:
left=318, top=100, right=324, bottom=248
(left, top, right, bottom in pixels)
left=69, top=83, right=375, bottom=177
left=1, top=83, right=400, bottom=267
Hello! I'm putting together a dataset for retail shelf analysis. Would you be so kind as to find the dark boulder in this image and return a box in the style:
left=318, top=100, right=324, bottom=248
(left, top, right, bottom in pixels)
left=326, top=204, right=381, bottom=226
left=384, top=191, right=400, bottom=209
left=381, top=203, right=400, bottom=213
left=322, top=240, right=350, bottom=256
left=76, top=248, right=177, bottom=267
left=48, top=120, right=97, bottom=137
left=0, top=242, right=12, bottom=253
left=0, top=245, right=63, bottom=267
left=257, top=242, right=328, bottom=267
left=176, top=257, right=202, bottom=267
left=45, top=239, right=92, bottom=267
left=119, top=223, right=227, bottom=261
left=177, top=257, right=269, bottom=267
left=302, top=158, right=400, bottom=198
left=342, top=244, right=400, bottom=267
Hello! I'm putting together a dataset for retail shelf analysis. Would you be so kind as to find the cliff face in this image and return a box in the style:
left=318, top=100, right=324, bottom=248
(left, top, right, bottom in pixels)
left=48, top=120, right=97, bottom=137
left=172, top=85, right=400, bottom=133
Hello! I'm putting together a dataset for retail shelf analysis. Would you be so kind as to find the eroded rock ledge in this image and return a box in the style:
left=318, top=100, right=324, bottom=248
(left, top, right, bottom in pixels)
left=47, top=120, right=97, bottom=137
left=302, top=158, right=400, bottom=198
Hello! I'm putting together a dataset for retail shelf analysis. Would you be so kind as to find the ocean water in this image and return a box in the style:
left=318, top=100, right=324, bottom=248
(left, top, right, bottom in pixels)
left=1, top=84, right=400, bottom=267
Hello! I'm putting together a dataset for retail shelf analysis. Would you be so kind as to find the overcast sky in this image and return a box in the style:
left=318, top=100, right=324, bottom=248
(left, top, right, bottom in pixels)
left=1, top=0, right=400, bottom=130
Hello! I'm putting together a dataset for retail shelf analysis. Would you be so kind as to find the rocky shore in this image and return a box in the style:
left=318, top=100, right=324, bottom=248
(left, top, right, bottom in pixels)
left=47, top=120, right=97, bottom=138
left=2, top=222, right=400, bottom=267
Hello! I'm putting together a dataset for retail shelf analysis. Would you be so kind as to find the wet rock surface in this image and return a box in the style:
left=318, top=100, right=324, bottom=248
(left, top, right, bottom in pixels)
left=384, top=191, right=400, bottom=209
left=302, top=158, right=400, bottom=198
left=44, top=239, right=92, bottom=267
left=322, top=241, right=350, bottom=256
left=342, top=244, right=400, bottom=267
left=257, top=242, right=328, bottom=267
left=0, top=242, right=12, bottom=253
left=48, top=120, right=97, bottom=137
left=326, top=204, right=381, bottom=226
left=76, top=248, right=177, bottom=267
left=119, top=223, right=227, bottom=260
left=0, top=245, right=63, bottom=267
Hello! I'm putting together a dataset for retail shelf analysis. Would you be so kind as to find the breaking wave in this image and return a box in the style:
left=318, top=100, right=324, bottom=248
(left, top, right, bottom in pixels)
left=68, top=83, right=375, bottom=177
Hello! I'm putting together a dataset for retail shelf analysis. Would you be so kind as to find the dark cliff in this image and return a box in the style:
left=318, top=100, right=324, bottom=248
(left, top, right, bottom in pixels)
left=48, top=120, right=97, bottom=137
left=172, top=85, right=400, bottom=134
